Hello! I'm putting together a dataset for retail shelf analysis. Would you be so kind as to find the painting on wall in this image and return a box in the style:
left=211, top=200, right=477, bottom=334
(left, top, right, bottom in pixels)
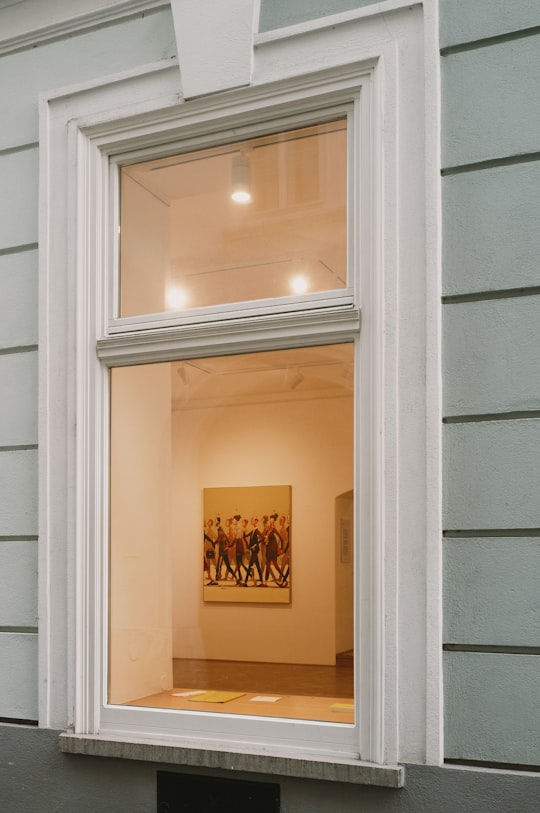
left=203, top=485, right=291, bottom=604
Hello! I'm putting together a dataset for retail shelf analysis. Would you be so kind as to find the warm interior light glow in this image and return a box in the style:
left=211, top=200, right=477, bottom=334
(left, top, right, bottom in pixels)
left=119, top=118, right=347, bottom=315
left=165, top=285, right=188, bottom=310
left=231, top=189, right=252, bottom=203
left=291, top=275, right=309, bottom=295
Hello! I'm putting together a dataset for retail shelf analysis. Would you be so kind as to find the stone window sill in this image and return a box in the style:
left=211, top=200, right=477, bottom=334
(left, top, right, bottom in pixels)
left=59, top=733, right=404, bottom=787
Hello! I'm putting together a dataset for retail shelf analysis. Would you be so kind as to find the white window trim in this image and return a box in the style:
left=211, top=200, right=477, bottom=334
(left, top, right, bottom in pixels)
left=39, top=3, right=440, bottom=782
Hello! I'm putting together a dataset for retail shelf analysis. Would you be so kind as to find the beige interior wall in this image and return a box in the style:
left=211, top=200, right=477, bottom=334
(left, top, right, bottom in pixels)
left=120, top=173, right=170, bottom=317
left=109, top=363, right=173, bottom=703
left=171, top=395, right=353, bottom=666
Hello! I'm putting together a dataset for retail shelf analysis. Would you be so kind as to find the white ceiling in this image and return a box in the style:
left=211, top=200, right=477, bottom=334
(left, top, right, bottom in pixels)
left=171, top=344, right=354, bottom=410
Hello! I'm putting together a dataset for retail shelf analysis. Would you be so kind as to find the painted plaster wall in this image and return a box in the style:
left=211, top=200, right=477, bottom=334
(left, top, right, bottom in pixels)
left=2, top=725, right=540, bottom=813
left=0, top=4, right=176, bottom=722
left=441, top=0, right=540, bottom=768
left=259, top=0, right=379, bottom=32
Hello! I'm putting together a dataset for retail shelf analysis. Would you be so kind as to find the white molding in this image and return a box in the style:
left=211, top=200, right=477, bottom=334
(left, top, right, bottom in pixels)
left=171, top=0, right=256, bottom=98
left=97, top=308, right=361, bottom=367
left=422, top=0, right=444, bottom=767
left=39, top=3, right=438, bottom=768
left=0, top=0, right=168, bottom=57
left=42, top=60, right=371, bottom=758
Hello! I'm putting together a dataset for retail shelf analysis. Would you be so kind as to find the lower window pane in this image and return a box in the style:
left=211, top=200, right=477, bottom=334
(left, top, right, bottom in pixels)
left=109, top=343, right=354, bottom=723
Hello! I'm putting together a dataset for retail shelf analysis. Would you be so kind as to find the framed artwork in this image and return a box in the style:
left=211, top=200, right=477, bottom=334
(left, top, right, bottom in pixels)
left=203, top=485, right=291, bottom=604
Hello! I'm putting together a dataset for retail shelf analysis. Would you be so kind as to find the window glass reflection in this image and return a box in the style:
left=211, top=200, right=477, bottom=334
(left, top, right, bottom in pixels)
left=119, top=119, right=347, bottom=316
left=109, top=344, right=355, bottom=722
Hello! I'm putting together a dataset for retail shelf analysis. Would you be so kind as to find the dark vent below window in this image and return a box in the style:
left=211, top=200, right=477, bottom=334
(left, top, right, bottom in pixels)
left=157, top=771, right=280, bottom=813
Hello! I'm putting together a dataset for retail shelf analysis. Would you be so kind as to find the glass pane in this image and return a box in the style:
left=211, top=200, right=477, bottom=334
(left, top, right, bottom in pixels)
left=109, top=344, right=355, bottom=723
left=119, top=119, right=347, bottom=317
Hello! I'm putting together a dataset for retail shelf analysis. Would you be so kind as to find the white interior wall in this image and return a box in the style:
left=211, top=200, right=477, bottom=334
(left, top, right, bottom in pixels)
left=171, top=395, right=353, bottom=666
left=109, top=364, right=173, bottom=704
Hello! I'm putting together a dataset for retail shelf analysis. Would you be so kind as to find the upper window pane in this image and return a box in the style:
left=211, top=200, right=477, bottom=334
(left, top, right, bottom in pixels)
left=119, top=118, right=347, bottom=317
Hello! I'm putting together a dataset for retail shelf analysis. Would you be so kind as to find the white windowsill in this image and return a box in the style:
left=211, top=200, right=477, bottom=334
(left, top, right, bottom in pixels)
left=58, top=733, right=405, bottom=787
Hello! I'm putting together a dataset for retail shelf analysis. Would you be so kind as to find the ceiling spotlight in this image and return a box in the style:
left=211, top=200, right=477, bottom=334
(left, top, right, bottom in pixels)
left=291, top=274, right=309, bottom=295
left=231, top=153, right=252, bottom=204
left=165, top=284, right=188, bottom=311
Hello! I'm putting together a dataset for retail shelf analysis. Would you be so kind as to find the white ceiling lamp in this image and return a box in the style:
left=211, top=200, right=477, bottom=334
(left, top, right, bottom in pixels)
left=231, top=153, right=252, bottom=204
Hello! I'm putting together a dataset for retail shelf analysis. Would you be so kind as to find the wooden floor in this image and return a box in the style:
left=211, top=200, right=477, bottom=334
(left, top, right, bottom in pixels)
left=125, top=655, right=355, bottom=724
left=173, top=655, right=354, bottom=697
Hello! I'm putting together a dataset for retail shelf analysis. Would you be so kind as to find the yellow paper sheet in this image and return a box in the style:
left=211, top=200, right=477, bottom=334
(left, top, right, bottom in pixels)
left=330, top=702, right=354, bottom=711
left=188, top=690, right=245, bottom=704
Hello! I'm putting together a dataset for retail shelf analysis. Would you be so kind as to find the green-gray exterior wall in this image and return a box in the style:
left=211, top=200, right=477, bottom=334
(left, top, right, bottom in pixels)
left=441, top=0, right=540, bottom=769
left=0, top=5, right=177, bottom=724
left=1, top=725, right=540, bottom=813
left=259, top=0, right=379, bottom=32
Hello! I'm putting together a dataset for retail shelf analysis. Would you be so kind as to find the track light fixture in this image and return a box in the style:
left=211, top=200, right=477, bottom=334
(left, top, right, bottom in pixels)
left=231, top=153, right=251, bottom=203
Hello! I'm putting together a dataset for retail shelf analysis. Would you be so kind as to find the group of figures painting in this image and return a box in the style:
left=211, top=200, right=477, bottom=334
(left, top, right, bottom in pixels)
left=203, top=485, right=291, bottom=604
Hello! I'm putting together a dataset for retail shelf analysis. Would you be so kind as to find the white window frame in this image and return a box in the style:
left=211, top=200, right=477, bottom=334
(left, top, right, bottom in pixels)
left=106, top=104, right=355, bottom=333
left=39, top=4, right=441, bottom=783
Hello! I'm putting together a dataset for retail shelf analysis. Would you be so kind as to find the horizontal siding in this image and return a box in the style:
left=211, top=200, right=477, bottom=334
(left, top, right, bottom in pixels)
left=440, top=0, right=540, bottom=49
left=444, top=538, right=540, bottom=647
left=0, top=148, right=38, bottom=249
left=0, top=9, right=177, bottom=151
left=0, top=632, right=37, bottom=720
left=443, top=297, right=540, bottom=416
left=442, top=161, right=540, bottom=296
left=0, top=450, right=37, bottom=536
left=445, top=651, right=540, bottom=765
left=259, top=0, right=378, bottom=32
left=442, top=34, right=540, bottom=167
left=444, top=420, right=540, bottom=530
left=0, top=250, right=38, bottom=349
left=0, top=541, right=37, bottom=627
left=0, top=350, right=38, bottom=445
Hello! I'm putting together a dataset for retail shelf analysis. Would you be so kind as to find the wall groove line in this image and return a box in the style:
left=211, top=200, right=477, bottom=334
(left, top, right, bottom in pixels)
left=0, top=717, right=38, bottom=726
left=442, top=286, right=540, bottom=305
left=442, top=152, right=540, bottom=177
left=0, top=345, right=38, bottom=357
left=444, top=644, right=540, bottom=656
left=0, top=142, right=38, bottom=158
left=444, top=412, right=540, bottom=425
left=444, top=529, right=540, bottom=538
left=0, top=535, right=38, bottom=542
left=0, top=444, right=38, bottom=452
left=0, top=243, right=38, bottom=257
left=445, top=758, right=540, bottom=773
left=440, top=25, right=540, bottom=57
left=0, top=626, right=37, bottom=634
